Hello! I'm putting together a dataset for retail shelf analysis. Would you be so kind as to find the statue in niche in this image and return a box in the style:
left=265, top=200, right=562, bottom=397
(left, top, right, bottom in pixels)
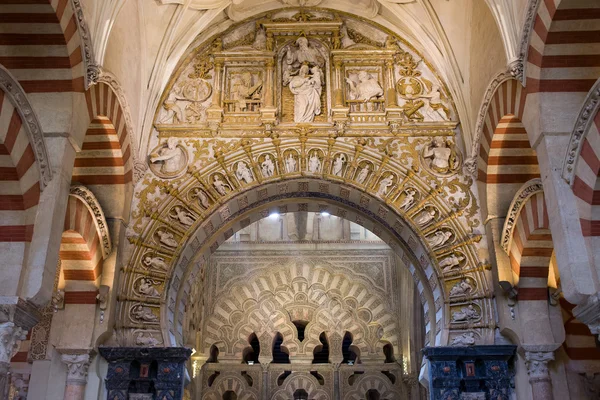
left=143, top=256, right=169, bottom=272
left=399, top=188, right=417, bottom=210
left=261, top=155, right=275, bottom=177
left=136, top=332, right=161, bottom=347
left=450, top=279, right=474, bottom=297
left=213, top=175, right=230, bottom=195
left=439, top=253, right=466, bottom=273
left=235, top=161, right=254, bottom=184
left=414, top=207, right=436, bottom=226
left=169, top=206, right=195, bottom=226
left=289, top=64, right=323, bottom=123
left=192, top=188, right=210, bottom=208
left=427, top=230, right=452, bottom=248
left=377, top=175, right=394, bottom=197
left=451, top=332, right=475, bottom=346
left=308, top=151, right=321, bottom=173
left=132, top=305, right=158, bottom=322
left=332, top=154, right=346, bottom=176
left=138, top=278, right=160, bottom=297
left=422, top=137, right=460, bottom=175
left=231, top=72, right=262, bottom=112
left=156, top=229, right=178, bottom=248
left=346, top=71, right=384, bottom=111
left=356, top=164, right=370, bottom=184
left=148, top=138, right=188, bottom=178
left=452, top=305, right=480, bottom=322
left=285, top=153, right=297, bottom=173
left=283, top=37, right=324, bottom=85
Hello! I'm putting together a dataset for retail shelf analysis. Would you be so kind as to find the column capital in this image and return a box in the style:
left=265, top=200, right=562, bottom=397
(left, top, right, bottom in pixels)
left=573, top=292, right=600, bottom=339
left=0, top=322, right=27, bottom=364
left=60, top=352, right=92, bottom=386
left=524, top=351, right=554, bottom=383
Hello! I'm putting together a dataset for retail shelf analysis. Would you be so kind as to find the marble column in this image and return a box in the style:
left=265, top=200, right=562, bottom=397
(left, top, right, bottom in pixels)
left=60, top=352, right=91, bottom=400
left=525, top=351, right=555, bottom=400
left=0, top=322, right=27, bottom=398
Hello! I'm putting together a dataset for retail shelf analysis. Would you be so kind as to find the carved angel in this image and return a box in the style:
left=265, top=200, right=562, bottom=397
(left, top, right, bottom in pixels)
left=132, top=305, right=158, bottom=322
left=235, top=161, right=254, bottom=184
left=356, top=164, right=370, bottom=184
left=143, top=256, right=169, bottom=272
left=440, top=253, right=465, bottom=273
left=213, top=175, right=230, bottom=195
left=169, top=206, right=195, bottom=226
left=138, top=278, right=161, bottom=297
left=377, top=175, right=394, bottom=197
left=399, top=188, right=417, bottom=210
left=427, top=230, right=452, bottom=248
left=449, top=279, right=473, bottom=297
left=261, top=155, right=275, bottom=177
left=156, top=229, right=178, bottom=248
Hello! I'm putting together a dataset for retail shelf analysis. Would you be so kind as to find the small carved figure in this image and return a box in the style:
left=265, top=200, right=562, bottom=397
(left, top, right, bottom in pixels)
left=289, top=64, right=322, bottom=123
left=423, top=84, right=450, bottom=120
left=356, top=165, right=370, bottom=184
left=252, top=27, right=266, bottom=50
left=427, top=230, right=452, bottom=248
left=143, top=256, right=169, bottom=272
left=132, top=305, right=158, bottom=322
left=138, top=278, right=160, bottom=297
left=231, top=72, right=262, bottom=112
left=332, top=154, right=346, bottom=176
left=399, top=188, right=417, bottom=210
left=261, top=155, right=275, bottom=178
left=423, top=137, right=459, bottom=175
left=414, top=207, right=436, bottom=226
left=308, top=152, right=321, bottom=173
left=156, top=229, right=178, bottom=248
left=285, top=153, right=297, bottom=173
left=346, top=71, right=384, bottom=110
left=193, top=188, right=210, bottom=208
left=340, top=25, right=356, bottom=48
left=169, top=206, right=195, bottom=226
left=377, top=175, right=394, bottom=197
left=451, top=332, right=476, bottom=346
left=213, top=175, right=230, bottom=195
left=160, top=90, right=185, bottom=124
left=452, top=305, right=480, bottom=322
left=149, top=138, right=187, bottom=177
left=136, top=332, right=161, bottom=347
left=440, top=253, right=465, bottom=273
left=450, top=279, right=474, bottom=297
left=235, top=161, right=254, bottom=184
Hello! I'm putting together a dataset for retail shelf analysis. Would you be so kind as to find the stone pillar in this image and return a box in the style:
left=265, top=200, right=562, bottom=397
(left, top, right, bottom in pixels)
left=261, top=363, right=269, bottom=399
left=333, top=363, right=341, bottom=400
left=525, top=351, right=555, bottom=400
left=0, top=322, right=27, bottom=397
left=60, top=352, right=91, bottom=400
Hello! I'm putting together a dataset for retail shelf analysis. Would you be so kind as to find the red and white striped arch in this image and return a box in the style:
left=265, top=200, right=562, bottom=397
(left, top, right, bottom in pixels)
left=559, top=297, right=600, bottom=361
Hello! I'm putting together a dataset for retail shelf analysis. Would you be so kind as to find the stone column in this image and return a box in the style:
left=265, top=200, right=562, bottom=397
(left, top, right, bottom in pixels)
left=261, top=363, right=270, bottom=399
left=60, top=352, right=91, bottom=400
left=525, top=351, right=555, bottom=400
left=0, top=322, right=27, bottom=397
left=333, top=363, right=341, bottom=400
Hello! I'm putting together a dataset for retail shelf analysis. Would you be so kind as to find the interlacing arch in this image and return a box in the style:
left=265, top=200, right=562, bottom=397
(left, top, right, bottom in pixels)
left=344, top=372, right=405, bottom=399
left=202, top=373, right=259, bottom=400
left=119, top=134, right=491, bottom=348
left=271, top=372, right=330, bottom=400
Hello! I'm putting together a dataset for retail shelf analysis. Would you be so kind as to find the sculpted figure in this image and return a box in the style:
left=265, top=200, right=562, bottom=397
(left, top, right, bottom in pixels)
left=169, top=206, right=195, bottom=226
left=143, top=256, right=169, bottom=271
left=356, top=165, right=370, bottom=184
left=160, top=90, right=185, bottom=124
left=427, top=230, right=452, bottom=248
left=193, top=188, right=210, bottom=208
left=423, top=84, right=450, bottom=120
left=450, top=279, right=474, bottom=297
left=346, top=71, right=384, bottom=110
left=213, top=175, right=230, bottom=195
left=452, top=305, right=480, bottom=322
left=138, top=278, right=160, bottom=297
left=149, top=138, right=186, bottom=176
left=136, top=332, right=160, bottom=347
left=132, top=305, right=158, bottom=322
left=285, top=153, right=297, bottom=173
left=289, top=64, right=322, bottom=123
left=399, top=188, right=417, bottom=210
left=414, top=208, right=436, bottom=226
left=423, top=137, right=458, bottom=174
left=377, top=175, right=393, bottom=197
left=308, top=152, right=321, bottom=173
left=440, top=254, right=465, bottom=273
left=261, top=155, right=275, bottom=177
left=283, top=37, right=324, bottom=85
left=235, top=161, right=254, bottom=184
left=231, top=72, right=262, bottom=112
left=451, top=332, right=475, bottom=346
left=156, top=229, right=178, bottom=248
left=332, top=154, right=346, bottom=176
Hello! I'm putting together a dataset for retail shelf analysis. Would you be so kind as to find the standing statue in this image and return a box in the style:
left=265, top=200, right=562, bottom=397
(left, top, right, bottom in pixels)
left=308, top=152, right=321, bottom=173
left=289, top=64, right=322, bottom=123
left=213, top=175, right=230, bottom=195
left=356, top=165, right=370, bottom=184
left=399, top=188, right=417, bottom=210
left=285, top=153, right=297, bottom=173
left=235, top=161, right=254, bottom=184
left=149, top=138, right=187, bottom=177
left=193, top=188, right=210, bottom=208
left=377, top=175, right=394, bottom=197
left=261, top=155, right=275, bottom=177
left=332, top=154, right=346, bottom=176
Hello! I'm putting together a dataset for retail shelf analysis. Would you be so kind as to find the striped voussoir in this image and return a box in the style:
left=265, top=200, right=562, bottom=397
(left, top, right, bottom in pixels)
left=477, top=79, right=539, bottom=185
left=0, top=0, right=85, bottom=93
left=573, top=107, right=600, bottom=237
left=0, top=88, right=40, bottom=243
left=527, top=0, right=600, bottom=94
left=509, top=192, right=553, bottom=301
left=72, top=83, right=133, bottom=185
left=560, top=297, right=600, bottom=361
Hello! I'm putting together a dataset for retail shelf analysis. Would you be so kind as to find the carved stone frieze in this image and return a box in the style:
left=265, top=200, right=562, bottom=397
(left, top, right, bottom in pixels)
left=71, top=0, right=100, bottom=89
left=70, top=185, right=112, bottom=258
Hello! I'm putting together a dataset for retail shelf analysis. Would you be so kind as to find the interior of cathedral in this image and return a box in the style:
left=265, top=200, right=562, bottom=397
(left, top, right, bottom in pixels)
left=0, top=0, right=599, bottom=399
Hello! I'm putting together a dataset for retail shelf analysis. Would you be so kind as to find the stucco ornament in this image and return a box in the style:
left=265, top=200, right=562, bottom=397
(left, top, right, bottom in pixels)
left=149, top=138, right=189, bottom=179
left=421, top=137, right=461, bottom=176
left=135, top=331, right=162, bottom=347
left=451, top=332, right=476, bottom=346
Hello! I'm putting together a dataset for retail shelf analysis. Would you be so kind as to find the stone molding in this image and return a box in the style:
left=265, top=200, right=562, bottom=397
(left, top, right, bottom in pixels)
left=70, top=185, right=112, bottom=258
left=562, top=77, right=600, bottom=185
left=525, top=351, right=554, bottom=383
left=71, top=0, right=100, bottom=89
left=500, top=178, right=543, bottom=254
left=0, top=322, right=27, bottom=363
left=60, top=352, right=92, bottom=386
left=0, top=65, right=52, bottom=189
left=515, top=0, right=542, bottom=86
left=573, top=292, right=600, bottom=339
left=467, top=70, right=514, bottom=173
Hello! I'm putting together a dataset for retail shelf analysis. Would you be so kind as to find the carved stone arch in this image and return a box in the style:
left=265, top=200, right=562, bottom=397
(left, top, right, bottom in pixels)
left=69, top=185, right=112, bottom=259
left=202, top=373, right=258, bottom=400
left=345, top=372, right=405, bottom=399
left=271, top=372, right=331, bottom=400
